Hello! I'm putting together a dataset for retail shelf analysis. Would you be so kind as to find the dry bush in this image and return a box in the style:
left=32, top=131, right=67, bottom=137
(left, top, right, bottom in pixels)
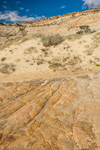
left=0, top=42, right=13, bottom=50
left=0, top=63, right=15, bottom=74
left=41, top=34, right=64, bottom=47
left=21, top=37, right=29, bottom=43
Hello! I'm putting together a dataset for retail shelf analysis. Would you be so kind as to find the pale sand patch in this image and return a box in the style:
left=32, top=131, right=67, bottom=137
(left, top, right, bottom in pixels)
left=0, top=69, right=97, bottom=82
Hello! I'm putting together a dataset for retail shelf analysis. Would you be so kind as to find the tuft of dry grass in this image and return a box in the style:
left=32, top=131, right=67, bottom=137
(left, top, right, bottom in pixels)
left=37, top=59, right=44, bottom=65
left=67, top=56, right=81, bottom=65
left=91, top=35, right=100, bottom=49
left=66, top=34, right=82, bottom=41
left=24, top=47, right=37, bottom=55
left=85, top=49, right=94, bottom=55
left=0, top=42, right=13, bottom=50
left=21, top=37, right=29, bottom=43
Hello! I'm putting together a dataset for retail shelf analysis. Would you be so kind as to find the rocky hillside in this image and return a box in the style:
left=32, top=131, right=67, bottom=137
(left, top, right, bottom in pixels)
left=1, top=8, right=100, bottom=46
left=22, top=8, right=100, bottom=36
left=0, top=23, right=27, bottom=47
left=0, top=8, right=100, bottom=54
left=0, top=73, right=100, bottom=150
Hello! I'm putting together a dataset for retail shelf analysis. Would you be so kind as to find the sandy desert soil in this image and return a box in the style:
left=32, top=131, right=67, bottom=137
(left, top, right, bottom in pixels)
left=0, top=31, right=100, bottom=82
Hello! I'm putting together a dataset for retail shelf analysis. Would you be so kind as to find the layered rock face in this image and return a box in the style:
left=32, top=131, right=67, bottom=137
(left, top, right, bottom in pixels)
left=0, top=74, right=100, bottom=150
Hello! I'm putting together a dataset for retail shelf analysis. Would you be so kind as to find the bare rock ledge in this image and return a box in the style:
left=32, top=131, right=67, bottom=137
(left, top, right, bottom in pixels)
left=0, top=75, right=100, bottom=150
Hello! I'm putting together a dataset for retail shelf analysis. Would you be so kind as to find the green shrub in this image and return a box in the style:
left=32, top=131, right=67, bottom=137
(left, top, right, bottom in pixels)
left=76, top=25, right=91, bottom=35
left=79, top=25, right=91, bottom=33
left=41, top=49, right=48, bottom=52
left=41, top=34, right=64, bottom=47
left=76, top=31, right=83, bottom=34
left=49, top=62, right=65, bottom=69
left=1, top=57, right=6, bottom=61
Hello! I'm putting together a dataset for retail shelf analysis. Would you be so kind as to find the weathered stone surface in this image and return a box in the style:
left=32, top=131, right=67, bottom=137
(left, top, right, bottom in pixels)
left=0, top=76, right=100, bottom=150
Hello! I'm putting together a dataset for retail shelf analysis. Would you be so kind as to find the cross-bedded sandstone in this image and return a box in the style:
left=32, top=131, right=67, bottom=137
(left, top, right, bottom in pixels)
left=0, top=75, right=100, bottom=150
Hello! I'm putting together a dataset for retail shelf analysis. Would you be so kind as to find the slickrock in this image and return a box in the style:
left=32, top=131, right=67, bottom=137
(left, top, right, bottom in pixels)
left=0, top=75, right=100, bottom=150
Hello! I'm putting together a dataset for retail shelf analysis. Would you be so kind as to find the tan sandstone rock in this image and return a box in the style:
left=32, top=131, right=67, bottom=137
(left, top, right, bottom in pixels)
left=0, top=76, right=100, bottom=150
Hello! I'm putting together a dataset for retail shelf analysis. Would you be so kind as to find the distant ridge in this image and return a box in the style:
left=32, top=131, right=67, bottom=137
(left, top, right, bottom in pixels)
left=0, top=8, right=100, bottom=25
left=20, top=8, right=100, bottom=26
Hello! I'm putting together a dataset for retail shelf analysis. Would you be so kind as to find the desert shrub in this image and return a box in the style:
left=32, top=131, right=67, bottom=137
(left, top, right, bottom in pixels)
left=76, top=25, right=91, bottom=35
left=41, top=34, right=64, bottom=47
left=96, top=64, right=100, bottom=67
left=79, top=25, right=91, bottom=33
left=0, top=63, right=15, bottom=74
left=37, top=59, right=44, bottom=65
left=76, top=31, right=83, bottom=34
left=41, top=49, right=48, bottom=52
left=1, top=57, right=6, bottom=62
left=49, top=62, right=65, bottom=69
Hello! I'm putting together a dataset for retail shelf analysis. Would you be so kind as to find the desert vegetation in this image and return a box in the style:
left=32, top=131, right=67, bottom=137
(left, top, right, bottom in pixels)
left=66, top=34, right=82, bottom=41
left=24, top=47, right=37, bottom=54
left=48, top=61, right=65, bottom=71
left=41, top=34, right=64, bottom=47
left=1, top=57, right=6, bottom=62
left=76, top=25, right=95, bottom=35
left=0, top=63, right=15, bottom=74
left=37, top=59, right=44, bottom=65
left=0, top=42, right=13, bottom=50
left=77, top=25, right=91, bottom=34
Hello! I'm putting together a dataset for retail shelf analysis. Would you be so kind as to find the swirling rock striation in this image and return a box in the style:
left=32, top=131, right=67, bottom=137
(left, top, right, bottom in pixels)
left=0, top=75, right=100, bottom=150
